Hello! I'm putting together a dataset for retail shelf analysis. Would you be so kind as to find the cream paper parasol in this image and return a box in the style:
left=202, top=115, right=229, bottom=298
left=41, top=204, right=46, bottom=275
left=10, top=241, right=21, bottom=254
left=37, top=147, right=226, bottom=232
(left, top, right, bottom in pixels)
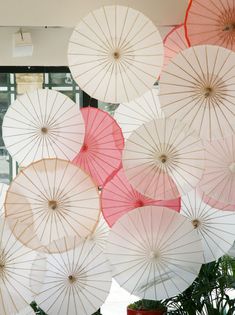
left=122, top=117, right=205, bottom=200
left=4, top=158, right=100, bottom=250
left=68, top=5, right=164, bottom=103
left=35, top=238, right=112, bottom=315
left=159, top=45, right=235, bottom=141
left=181, top=189, right=235, bottom=263
left=2, top=89, right=85, bottom=166
left=114, top=88, right=162, bottom=140
left=106, top=206, right=203, bottom=299
left=0, top=218, right=46, bottom=315
left=0, top=183, right=8, bottom=217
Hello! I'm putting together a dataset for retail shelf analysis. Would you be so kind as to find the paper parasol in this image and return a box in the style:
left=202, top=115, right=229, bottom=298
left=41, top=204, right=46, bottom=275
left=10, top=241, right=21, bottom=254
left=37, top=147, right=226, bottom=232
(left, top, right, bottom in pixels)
left=181, top=189, right=235, bottom=263
left=114, top=88, right=162, bottom=140
left=36, top=238, right=112, bottom=315
left=87, top=213, right=110, bottom=250
left=2, top=89, right=85, bottom=166
left=68, top=5, right=164, bottom=103
left=199, top=135, right=235, bottom=205
left=5, top=158, right=100, bottom=250
left=159, top=45, right=235, bottom=140
left=163, top=23, right=189, bottom=70
left=0, top=183, right=8, bottom=217
left=0, top=218, right=46, bottom=315
left=228, top=242, right=235, bottom=257
left=73, top=107, right=124, bottom=187
left=122, top=117, right=205, bottom=200
left=101, top=167, right=181, bottom=227
left=185, top=0, right=235, bottom=51
left=106, top=206, right=203, bottom=299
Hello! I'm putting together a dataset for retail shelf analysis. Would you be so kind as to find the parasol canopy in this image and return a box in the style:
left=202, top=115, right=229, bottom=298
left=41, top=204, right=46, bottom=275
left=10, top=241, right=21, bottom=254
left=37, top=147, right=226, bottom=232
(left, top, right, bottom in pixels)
left=0, top=183, right=8, bottom=217
left=159, top=45, right=235, bottom=141
left=163, top=23, right=189, bottom=70
left=114, top=88, right=162, bottom=140
left=199, top=135, right=235, bottom=205
left=122, top=117, right=205, bottom=200
left=101, top=167, right=181, bottom=227
left=36, top=238, right=112, bottom=315
left=181, top=189, right=235, bottom=263
left=0, top=218, right=46, bottom=315
left=86, top=213, right=110, bottom=250
left=185, top=0, right=235, bottom=51
left=2, top=89, right=85, bottom=166
left=68, top=5, right=164, bottom=103
left=73, top=107, right=124, bottom=187
left=5, top=158, right=100, bottom=250
left=106, top=206, right=203, bottom=299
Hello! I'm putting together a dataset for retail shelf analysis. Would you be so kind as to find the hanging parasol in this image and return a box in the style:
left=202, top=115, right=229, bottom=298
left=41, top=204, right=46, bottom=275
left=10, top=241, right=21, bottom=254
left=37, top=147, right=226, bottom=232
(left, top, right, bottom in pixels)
left=199, top=135, right=235, bottom=205
left=163, top=23, right=189, bottom=71
left=2, top=89, right=85, bottom=166
left=0, top=218, right=46, bottom=315
left=72, top=107, right=124, bottom=187
left=114, top=88, right=162, bottom=140
left=159, top=45, right=235, bottom=141
left=101, top=167, right=181, bottom=227
left=35, top=237, right=112, bottom=315
left=5, top=158, right=100, bottom=251
left=106, top=206, right=203, bottom=300
left=68, top=5, right=164, bottom=103
left=0, top=183, right=8, bottom=217
left=122, top=117, right=205, bottom=200
left=181, top=189, right=235, bottom=263
left=185, top=0, right=235, bottom=51
left=86, top=213, right=110, bottom=250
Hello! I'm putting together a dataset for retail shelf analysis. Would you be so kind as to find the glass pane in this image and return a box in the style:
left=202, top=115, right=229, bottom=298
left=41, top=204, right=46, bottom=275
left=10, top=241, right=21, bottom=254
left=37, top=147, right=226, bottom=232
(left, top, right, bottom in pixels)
left=0, top=92, right=10, bottom=183
left=98, top=101, right=119, bottom=116
left=49, top=73, right=75, bottom=85
left=0, top=73, right=8, bottom=86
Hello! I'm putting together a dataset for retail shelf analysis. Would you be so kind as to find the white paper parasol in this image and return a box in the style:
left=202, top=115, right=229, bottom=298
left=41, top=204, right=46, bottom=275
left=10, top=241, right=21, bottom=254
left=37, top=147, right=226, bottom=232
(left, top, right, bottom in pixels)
left=68, top=5, right=164, bottom=103
left=181, top=189, right=235, bottom=263
left=122, top=117, right=205, bottom=200
left=0, top=183, right=8, bottom=217
left=5, top=158, right=100, bottom=250
left=106, top=206, right=203, bottom=299
left=2, top=89, right=85, bottom=166
left=114, top=88, right=162, bottom=140
left=159, top=45, right=235, bottom=140
left=199, top=135, right=235, bottom=205
left=36, top=238, right=112, bottom=315
left=0, top=218, right=46, bottom=315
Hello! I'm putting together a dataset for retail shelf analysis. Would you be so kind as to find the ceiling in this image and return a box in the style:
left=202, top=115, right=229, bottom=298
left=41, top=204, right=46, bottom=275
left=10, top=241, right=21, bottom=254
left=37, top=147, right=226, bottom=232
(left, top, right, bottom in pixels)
left=0, top=0, right=189, bottom=27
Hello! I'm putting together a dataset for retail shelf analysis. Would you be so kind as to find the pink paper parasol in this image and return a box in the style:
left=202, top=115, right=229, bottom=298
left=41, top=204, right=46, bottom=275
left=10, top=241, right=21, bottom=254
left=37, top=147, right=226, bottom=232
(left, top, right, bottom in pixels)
left=73, top=107, right=124, bottom=187
left=199, top=135, right=235, bottom=205
left=101, top=167, right=181, bottom=227
left=163, top=23, right=189, bottom=70
left=185, top=0, right=235, bottom=51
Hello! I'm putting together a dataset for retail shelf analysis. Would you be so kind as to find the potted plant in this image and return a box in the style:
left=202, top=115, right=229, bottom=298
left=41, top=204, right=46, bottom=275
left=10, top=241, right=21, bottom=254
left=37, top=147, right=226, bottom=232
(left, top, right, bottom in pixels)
left=127, top=299, right=167, bottom=315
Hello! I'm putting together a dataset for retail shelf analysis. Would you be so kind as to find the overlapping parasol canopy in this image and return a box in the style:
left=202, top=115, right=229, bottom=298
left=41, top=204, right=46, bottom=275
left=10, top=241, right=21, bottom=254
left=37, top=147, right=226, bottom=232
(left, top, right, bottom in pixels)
left=2, top=89, right=85, bottom=166
left=0, top=183, right=8, bottom=217
left=73, top=107, right=124, bottom=187
left=68, top=5, right=164, bottom=103
left=106, top=206, right=203, bottom=300
left=122, top=117, right=205, bottom=200
left=4, top=158, right=100, bottom=250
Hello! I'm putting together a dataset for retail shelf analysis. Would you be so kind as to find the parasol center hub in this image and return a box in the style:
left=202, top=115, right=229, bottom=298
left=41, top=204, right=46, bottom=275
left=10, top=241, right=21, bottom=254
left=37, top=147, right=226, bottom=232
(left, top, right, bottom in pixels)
left=48, top=200, right=58, bottom=210
left=192, top=219, right=201, bottom=229
left=223, top=23, right=235, bottom=32
left=149, top=250, right=161, bottom=261
left=81, top=143, right=88, bottom=152
left=229, top=162, right=235, bottom=173
left=159, top=154, right=168, bottom=164
left=41, top=127, right=48, bottom=134
left=68, top=275, right=76, bottom=283
left=135, top=199, right=144, bottom=208
left=203, top=86, right=215, bottom=98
